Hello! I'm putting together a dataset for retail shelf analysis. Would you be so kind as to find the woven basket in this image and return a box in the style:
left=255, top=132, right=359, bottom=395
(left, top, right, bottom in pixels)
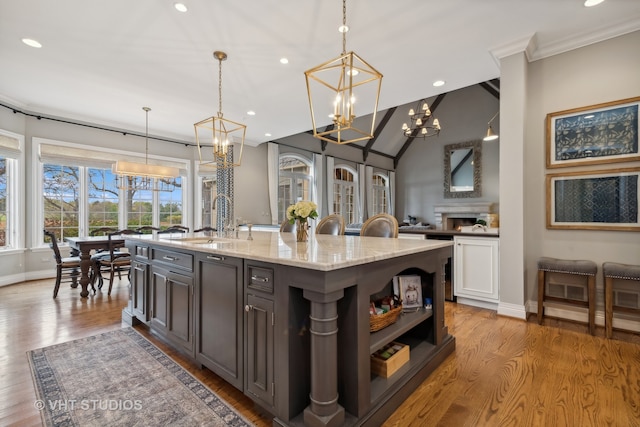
left=369, top=306, right=402, bottom=332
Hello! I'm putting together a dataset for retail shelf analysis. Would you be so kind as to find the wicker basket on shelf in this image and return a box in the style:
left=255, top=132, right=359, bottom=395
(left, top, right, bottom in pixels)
left=369, top=306, right=402, bottom=332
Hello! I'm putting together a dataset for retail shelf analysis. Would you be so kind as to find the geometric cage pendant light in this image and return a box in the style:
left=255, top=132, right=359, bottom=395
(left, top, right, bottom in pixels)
left=304, top=0, right=383, bottom=145
left=194, top=51, right=245, bottom=168
left=112, top=107, right=180, bottom=192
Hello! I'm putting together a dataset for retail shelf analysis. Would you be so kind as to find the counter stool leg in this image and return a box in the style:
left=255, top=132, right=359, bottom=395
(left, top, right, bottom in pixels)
left=588, top=275, right=596, bottom=335
left=605, top=276, right=614, bottom=339
left=537, top=270, right=545, bottom=324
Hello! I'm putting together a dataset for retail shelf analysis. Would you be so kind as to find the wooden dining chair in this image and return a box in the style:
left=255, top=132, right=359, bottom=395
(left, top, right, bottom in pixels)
left=157, top=225, right=190, bottom=234
left=360, top=214, right=399, bottom=238
left=194, top=226, right=216, bottom=233
left=136, top=226, right=160, bottom=234
left=315, top=214, right=346, bottom=235
left=44, top=229, right=83, bottom=298
left=93, top=229, right=141, bottom=295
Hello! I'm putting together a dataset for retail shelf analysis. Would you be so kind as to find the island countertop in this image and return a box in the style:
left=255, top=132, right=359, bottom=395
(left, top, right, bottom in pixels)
left=126, top=230, right=452, bottom=271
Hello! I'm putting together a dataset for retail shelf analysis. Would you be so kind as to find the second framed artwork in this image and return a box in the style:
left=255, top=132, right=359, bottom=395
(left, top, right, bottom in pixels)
left=546, top=96, right=640, bottom=168
left=546, top=167, right=640, bottom=231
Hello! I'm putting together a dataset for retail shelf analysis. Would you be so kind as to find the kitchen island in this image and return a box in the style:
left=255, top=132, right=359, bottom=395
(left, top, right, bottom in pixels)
left=122, top=231, right=455, bottom=427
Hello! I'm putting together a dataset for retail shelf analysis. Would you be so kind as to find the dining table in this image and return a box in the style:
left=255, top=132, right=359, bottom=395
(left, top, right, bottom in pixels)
left=65, top=235, right=125, bottom=298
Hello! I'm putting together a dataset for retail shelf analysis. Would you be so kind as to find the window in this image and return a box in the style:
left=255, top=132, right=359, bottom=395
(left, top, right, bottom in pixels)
left=278, top=154, right=312, bottom=223
left=159, top=177, right=183, bottom=229
left=43, top=164, right=80, bottom=240
left=0, top=130, right=23, bottom=249
left=88, top=168, right=119, bottom=233
left=35, top=138, right=189, bottom=245
left=371, top=173, right=389, bottom=215
left=333, top=166, right=356, bottom=224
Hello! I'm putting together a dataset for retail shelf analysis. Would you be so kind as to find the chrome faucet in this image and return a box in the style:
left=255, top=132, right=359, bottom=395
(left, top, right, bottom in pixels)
left=212, top=194, right=233, bottom=237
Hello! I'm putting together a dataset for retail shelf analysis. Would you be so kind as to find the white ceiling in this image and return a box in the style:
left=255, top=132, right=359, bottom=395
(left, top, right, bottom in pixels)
left=1, top=0, right=639, bottom=152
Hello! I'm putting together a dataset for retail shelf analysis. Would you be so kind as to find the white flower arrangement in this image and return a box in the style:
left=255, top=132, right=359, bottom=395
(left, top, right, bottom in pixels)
left=286, top=200, right=318, bottom=224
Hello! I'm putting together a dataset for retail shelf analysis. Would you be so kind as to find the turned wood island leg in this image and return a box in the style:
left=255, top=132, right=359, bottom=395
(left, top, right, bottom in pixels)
left=303, top=289, right=345, bottom=427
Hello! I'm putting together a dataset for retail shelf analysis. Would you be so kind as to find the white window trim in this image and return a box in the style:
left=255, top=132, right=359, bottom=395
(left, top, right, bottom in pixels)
left=32, top=137, right=191, bottom=248
left=333, top=163, right=359, bottom=224
left=0, top=129, right=25, bottom=250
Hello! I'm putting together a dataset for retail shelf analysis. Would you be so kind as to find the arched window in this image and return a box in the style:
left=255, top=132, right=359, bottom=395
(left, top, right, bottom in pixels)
left=278, top=154, right=312, bottom=223
left=371, top=173, right=389, bottom=215
left=333, top=166, right=357, bottom=224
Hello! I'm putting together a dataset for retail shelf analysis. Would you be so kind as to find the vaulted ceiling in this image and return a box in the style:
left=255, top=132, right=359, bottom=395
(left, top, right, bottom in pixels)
left=1, top=1, right=639, bottom=156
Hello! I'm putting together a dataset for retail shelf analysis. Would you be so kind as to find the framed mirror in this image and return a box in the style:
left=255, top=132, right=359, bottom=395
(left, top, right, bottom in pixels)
left=443, top=140, right=482, bottom=198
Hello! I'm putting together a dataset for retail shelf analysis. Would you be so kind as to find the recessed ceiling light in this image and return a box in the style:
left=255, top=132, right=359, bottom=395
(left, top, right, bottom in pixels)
left=265, top=133, right=272, bottom=137
left=247, top=111, right=256, bottom=116
left=280, top=58, right=289, bottom=64
left=174, top=3, right=188, bottom=12
left=584, top=0, right=605, bottom=7
left=432, top=80, right=445, bottom=87
left=338, top=25, right=349, bottom=33
left=22, top=38, right=42, bottom=48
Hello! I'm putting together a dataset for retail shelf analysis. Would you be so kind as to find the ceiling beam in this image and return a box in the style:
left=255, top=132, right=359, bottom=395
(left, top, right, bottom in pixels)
left=363, top=107, right=397, bottom=162
left=479, top=79, right=500, bottom=100
left=393, top=93, right=446, bottom=169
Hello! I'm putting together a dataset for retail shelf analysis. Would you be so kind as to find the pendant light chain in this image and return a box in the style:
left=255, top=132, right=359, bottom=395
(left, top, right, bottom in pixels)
left=341, top=0, right=347, bottom=55
left=217, top=56, right=223, bottom=118
left=143, top=106, right=151, bottom=165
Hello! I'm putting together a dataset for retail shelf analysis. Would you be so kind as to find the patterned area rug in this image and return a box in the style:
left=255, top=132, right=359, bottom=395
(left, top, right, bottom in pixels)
left=28, top=327, right=255, bottom=427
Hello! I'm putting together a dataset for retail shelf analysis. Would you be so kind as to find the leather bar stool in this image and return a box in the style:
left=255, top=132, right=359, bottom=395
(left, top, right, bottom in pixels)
left=537, top=257, right=597, bottom=335
left=603, top=262, right=640, bottom=339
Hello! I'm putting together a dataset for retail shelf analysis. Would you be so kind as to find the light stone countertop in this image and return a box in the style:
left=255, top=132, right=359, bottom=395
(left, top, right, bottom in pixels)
left=127, top=231, right=453, bottom=271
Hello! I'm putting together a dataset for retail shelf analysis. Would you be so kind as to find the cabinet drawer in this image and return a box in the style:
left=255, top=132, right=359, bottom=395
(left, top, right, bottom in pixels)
left=135, top=245, right=149, bottom=259
left=152, top=248, right=193, bottom=272
left=247, top=265, right=274, bottom=294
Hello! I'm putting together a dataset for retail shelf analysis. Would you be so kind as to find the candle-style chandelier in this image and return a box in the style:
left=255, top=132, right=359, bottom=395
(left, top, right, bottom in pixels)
left=194, top=51, right=245, bottom=168
left=112, top=107, right=179, bottom=192
left=401, top=100, right=441, bottom=139
left=304, top=0, right=383, bottom=145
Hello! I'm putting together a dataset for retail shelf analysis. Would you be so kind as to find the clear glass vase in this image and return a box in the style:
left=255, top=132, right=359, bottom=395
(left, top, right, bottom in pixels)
left=296, top=219, right=309, bottom=242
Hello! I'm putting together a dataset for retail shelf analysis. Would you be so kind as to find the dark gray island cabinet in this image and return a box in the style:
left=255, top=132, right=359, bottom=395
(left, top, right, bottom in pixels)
left=123, top=232, right=455, bottom=427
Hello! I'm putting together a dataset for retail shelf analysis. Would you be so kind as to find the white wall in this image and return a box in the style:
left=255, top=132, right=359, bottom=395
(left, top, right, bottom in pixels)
left=521, top=30, right=640, bottom=311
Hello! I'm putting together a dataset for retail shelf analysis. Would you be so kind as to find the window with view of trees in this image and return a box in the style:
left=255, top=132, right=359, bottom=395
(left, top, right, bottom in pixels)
left=0, top=158, right=7, bottom=247
left=41, top=163, right=185, bottom=243
left=88, top=168, right=119, bottom=234
left=278, top=155, right=312, bottom=223
left=43, top=164, right=80, bottom=241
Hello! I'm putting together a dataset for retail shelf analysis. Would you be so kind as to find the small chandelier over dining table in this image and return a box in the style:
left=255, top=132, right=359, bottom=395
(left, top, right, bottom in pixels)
left=304, top=0, right=383, bottom=145
left=112, top=107, right=179, bottom=192
left=194, top=51, right=245, bottom=168
left=401, top=100, right=441, bottom=138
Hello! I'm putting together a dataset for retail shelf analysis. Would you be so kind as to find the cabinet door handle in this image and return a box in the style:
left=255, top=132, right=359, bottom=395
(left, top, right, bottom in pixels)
left=244, top=304, right=253, bottom=312
left=251, top=275, right=269, bottom=283
left=207, top=255, right=225, bottom=261
left=163, top=255, right=178, bottom=261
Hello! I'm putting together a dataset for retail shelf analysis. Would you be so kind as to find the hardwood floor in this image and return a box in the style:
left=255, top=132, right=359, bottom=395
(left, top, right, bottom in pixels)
left=1, top=279, right=639, bottom=426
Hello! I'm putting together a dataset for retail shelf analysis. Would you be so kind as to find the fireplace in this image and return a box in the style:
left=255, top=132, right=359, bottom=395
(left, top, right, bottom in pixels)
left=434, top=202, right=496, bottom=231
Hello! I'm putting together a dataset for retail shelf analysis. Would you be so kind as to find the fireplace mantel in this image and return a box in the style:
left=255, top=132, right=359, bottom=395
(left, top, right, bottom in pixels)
left=434, top=202, right=496, bottom=230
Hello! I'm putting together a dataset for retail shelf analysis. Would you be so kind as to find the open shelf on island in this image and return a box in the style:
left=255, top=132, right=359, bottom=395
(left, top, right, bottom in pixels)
left=369, top=307, right=433, bottom=354
left=370, top=337, right=438, bottom=403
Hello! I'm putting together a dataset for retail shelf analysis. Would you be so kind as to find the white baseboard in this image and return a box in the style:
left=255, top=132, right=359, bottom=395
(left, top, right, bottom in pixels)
left=0, top=270, right=54, bottom=287
left=497, top=301, right=527, bottom=320
left=456, top=297, right=498, bottom=311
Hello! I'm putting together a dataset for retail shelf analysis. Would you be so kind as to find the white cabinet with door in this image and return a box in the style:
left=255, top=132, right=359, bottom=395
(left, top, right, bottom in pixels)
left=454, top=235, right=499, bottom=307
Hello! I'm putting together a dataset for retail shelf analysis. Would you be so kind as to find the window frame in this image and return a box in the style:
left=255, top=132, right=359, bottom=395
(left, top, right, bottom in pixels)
left=278, top=153, right=314, bottom=223
left=0, top=129, right=25, bottom=251
left=32, top=137, right=190, bottom=248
